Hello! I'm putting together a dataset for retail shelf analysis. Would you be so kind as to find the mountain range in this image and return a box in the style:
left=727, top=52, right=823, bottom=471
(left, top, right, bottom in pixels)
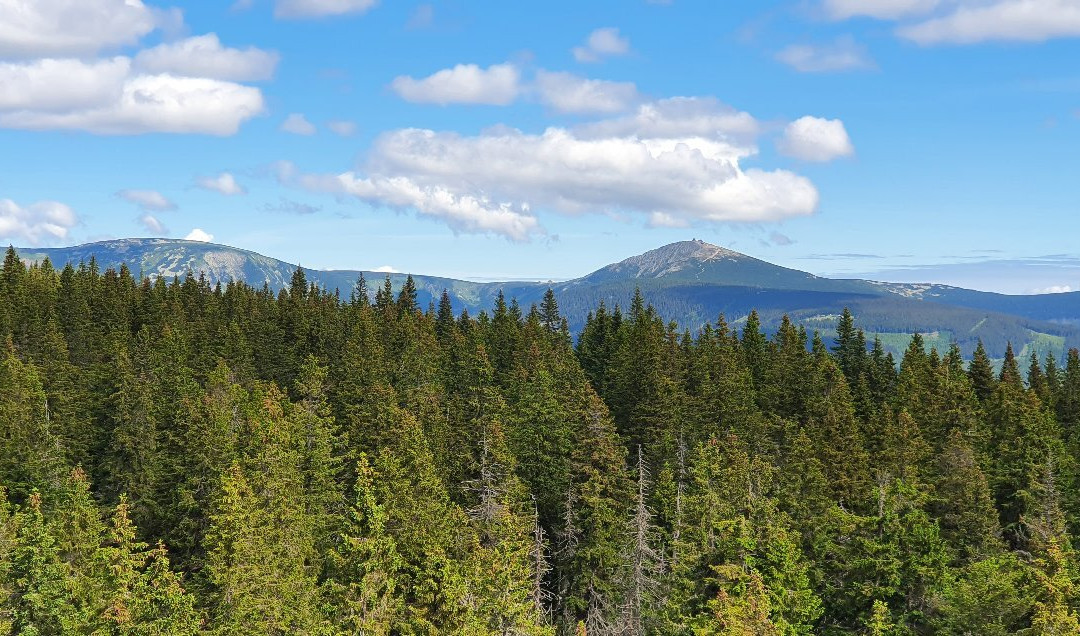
left=14, top=238, right=1080, bottom=362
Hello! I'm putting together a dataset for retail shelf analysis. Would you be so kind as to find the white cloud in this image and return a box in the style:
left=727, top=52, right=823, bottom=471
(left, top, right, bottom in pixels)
left=647, top=212, right=691, bottom=228
left=276, top=161, right=543, bottom=241
left=138, top=213, right=168, bottom=234
left=0, top=0, right=165, bottom=58
left=372, top=265, right=398, bottom=273
left=825, top=0, right=1080, bottom=45
left=578, top=97, right=760, bottom=142
left=134, top=33, right=279, bottom=81
left=573, top=27, right=631, bottom=63
left=197, top=172, right=246, bottom=195
left=327, top=119, right=358, bottom=136
left=0, top=70, right=265, bottom=135
left=389, top=64, right=641, bottom=112
left=898, top=0, right=1080, bottom=44
left=0, top=5, right=265, bottom=136
left=0, top=57, right=130, bottom=111
left=390, top=63, right=520, bottom=106
left=275, top=0, right=378, bottom=19
left=776, top=36, right=875, bottom=72
left=118, top=189, right=176, bottom=212
left=534, top=71, right=640, bottom=114
left=0, top=198, right=78, bottom=246
left=777, top=116, right=854, bottom=162
left=277, top=98, right=824, bottom=240
left=1031, top=284, right=1074, bottom=294
left=281, top=113, right=317, bottom=135
left=824, top=0, right=941, bottom=20
left=184, top=228, right=214, bottom=242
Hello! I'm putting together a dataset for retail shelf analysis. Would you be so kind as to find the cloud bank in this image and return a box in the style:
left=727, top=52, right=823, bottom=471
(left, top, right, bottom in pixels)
left=278, top=97, right=848, bottom=240
left=0, top=2, right=266, bottom=135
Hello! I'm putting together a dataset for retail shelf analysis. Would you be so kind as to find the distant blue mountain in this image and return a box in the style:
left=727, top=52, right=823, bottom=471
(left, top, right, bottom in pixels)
left=15, top=238, right=1080, bottom=361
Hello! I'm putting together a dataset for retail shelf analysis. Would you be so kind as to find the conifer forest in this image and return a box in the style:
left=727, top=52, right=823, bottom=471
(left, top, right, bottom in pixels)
left=5, top=249, right=1080, bottom=635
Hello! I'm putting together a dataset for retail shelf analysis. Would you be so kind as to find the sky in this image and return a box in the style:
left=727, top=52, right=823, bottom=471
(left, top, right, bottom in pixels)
left=1, top=0, right=1079, bottom=294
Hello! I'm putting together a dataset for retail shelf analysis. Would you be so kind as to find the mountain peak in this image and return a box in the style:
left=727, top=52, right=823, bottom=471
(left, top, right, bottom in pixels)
left=652, top=239, right=745, bottom=261
left=598, top=239, right=749, bottom=279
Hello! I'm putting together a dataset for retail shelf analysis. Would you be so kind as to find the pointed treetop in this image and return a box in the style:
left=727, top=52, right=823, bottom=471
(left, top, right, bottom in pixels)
left=969, top=339, right=996, bottom=402
left=999, top=342, right=1023, bottom=389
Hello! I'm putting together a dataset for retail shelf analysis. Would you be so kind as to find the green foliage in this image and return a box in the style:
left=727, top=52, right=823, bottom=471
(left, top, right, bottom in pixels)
left=2, top=259, right=1080, bottom=634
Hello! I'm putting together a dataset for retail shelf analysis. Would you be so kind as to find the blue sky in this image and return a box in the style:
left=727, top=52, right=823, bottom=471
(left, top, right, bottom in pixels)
left=1, top=0, right=1079, bottom=293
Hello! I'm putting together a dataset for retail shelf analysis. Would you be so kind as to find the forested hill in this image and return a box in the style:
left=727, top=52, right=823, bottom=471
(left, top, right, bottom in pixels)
left=3, top=246, right=1080, bottom=633
left=14, top=238, right=1080, bottom=360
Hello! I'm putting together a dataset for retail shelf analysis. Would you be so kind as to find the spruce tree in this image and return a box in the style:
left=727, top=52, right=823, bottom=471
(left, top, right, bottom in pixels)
left=204, top=387, right=325, bottom=634
left=6, top=492, right=76, bottom=635
left=323, top=454, right=403, bottom=635
left=999, top=342, right=1024, bottom=390
left=0, top=342, right=66, bottom=504
left=557, top=397, right=632, bottom=633
left=833, top=308, right=866, bottom=386
left=968, top=340, right=996, bottom=403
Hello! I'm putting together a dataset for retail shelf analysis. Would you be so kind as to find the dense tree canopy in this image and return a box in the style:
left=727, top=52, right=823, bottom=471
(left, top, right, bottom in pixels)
left=1, top=247, right=1079, bottom=634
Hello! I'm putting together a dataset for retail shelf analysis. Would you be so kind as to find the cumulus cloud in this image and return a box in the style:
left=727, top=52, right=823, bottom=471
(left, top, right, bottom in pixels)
left=276, top=160, right=542, bottom=241
left=573, top=27, right=631, bottom=63
left=0, top=4, right=267, bottom=137
left=776, top=36, right=875, bottom=72
left=898, top=0, right=1080, bottom=44
left=0, top=60, right=265, bottom=135
left=184, top=228, right=214, bottom=242
left=825, top=0, right=1080, bottom=45
left=0, top=198, right=79, bottom=246
left=276, top=98, right=831, bottom=240
left=118, top=189, right=176, bottom=212
left=275, top=0, right=378, bottom=18
left=328, top=119, right=358, bottom=136
left=138, top=213, right=168, bottom=234
left=134, top=34, right=279, bottom=81
left=577, top=97, right=760, bottom=147
left=0, top=0, right=165, bottom=58
left=534, top=71, right=640, bottom=114
left=197, top=172, right=246, bottom=195
left=372, top=265, right=398, bottom=273
left=389, top=64, right=642, bottom=113
left=390, top=63, right=520, bottom=106
left=777, top=116, right=854, bottom=161
left=0, top=57, right=131, bottom=111
left=281, top=113, right=317, bottom=135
